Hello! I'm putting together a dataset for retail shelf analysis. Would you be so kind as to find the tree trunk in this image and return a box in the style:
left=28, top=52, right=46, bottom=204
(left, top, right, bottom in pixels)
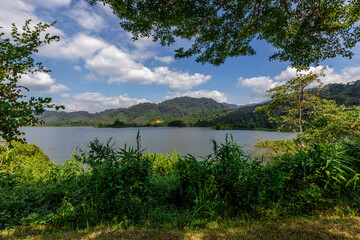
left=299, top=89, right=304, bottom=147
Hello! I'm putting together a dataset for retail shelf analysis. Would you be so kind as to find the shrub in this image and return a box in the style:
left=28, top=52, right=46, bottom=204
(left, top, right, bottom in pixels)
left=75, top=135, right=154, bottom=223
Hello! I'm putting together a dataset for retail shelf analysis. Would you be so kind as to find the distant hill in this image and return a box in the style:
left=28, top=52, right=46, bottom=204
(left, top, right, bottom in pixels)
left=320, top=80, right=360, bottom=106
left=39, top=81, right=360, bottom=129
left=40, top=97, right=230, bottom=126
left=178, top=102, right=275, bottom=130
left=220, top=102, right=239, bottom=109
left=38, top=111, right=95, bottom=123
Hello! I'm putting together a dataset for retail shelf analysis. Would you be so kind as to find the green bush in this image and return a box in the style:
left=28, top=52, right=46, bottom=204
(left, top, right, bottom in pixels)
left=75, top=136, right=154, bottom=223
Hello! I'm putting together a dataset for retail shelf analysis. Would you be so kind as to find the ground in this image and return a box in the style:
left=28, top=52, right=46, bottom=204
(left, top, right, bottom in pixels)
left=1, top=215, right=360, bottom=239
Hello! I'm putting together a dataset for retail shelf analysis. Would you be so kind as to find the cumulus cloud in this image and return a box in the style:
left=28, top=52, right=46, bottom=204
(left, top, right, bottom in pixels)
left=126, top=34, right=158, bottom=61
left=155, top=56, right=175, bottom=64
left=239, top=66, right=360, bottom=102
left=60, top=93, right=70, bottom=98
left=0, top=0, right=64, bottom=36
left=19, top=72, right=70, bottom=93
left=73, top=65, right=82, bottom=71
left=85, top=45, right=152, bottom=83
left=69, top=1, right=106, bottom=31
left=125, top=33, right=177, bottom=63
left=153, top=67, right=211, bottom=91
left=62, top=92, right=148, bottom=112
left=85, top=45, right=211, bottom=91
left=39, top=34, right=108, bottom=60
left=29, top=0, right=71, bottom=8
left=166, top=90, right=228, bottom=103
left=0, top=0, right=35, bottom=33
left=131, top=35, right=155, bottom=50
left=98, top=3, right=115, bottom=16
left=274, top=66, right=360, bottom=85
left=239, top=76, right=277, bottom=101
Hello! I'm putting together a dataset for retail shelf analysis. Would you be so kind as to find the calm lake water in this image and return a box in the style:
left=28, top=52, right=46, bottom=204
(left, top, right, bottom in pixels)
left=21, top=127, right=298, bottom=164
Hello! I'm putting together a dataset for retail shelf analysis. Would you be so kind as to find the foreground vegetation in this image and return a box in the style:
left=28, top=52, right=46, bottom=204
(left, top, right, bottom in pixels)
left=1, top=132, right=359, bottom=233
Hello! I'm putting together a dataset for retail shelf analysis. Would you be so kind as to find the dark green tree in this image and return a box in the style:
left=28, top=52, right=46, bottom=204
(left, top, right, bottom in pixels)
left=88, top=0, right=360, bottom=67
left=0, top=20, right=63, bottom=143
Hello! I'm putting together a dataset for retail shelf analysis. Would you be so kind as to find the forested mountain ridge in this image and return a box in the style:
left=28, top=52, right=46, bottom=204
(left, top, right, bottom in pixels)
left=39, top=111, right=95, bottom=123
left=320, top=80, right=360, bottom=106
left=39, top=97, right=232, bottom=126
left=39, top=80, right=360, bottom=128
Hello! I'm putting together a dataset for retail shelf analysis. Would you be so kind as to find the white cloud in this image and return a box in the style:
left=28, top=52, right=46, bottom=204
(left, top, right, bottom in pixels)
left=153, top=67, right=211, bottom=91
left=155, top=56, right=175, bottom=64
left=85, top=45, right=211, bottom=91
left=63, top=92, right=148, bottom=112
left=98, top=3, right=115, bottom=16
left=19, top=72, right=70, bottom=93
left=126, top=33, right=176, bottom=63
left=0, top=0, right=64, bottom=36
left=239, top=76, right=277, bottom=101
left=273, top=67, right=299, bottom=82
left=0, top=0, right=36, bottom=34
left=126, top=34, right=157, bottom=61
left=86, top=45, right=154, bottom=83
left=239, top=65, right=360, bottom=102
left=166, top=90, right=228, bottom=103
left=29, top=0, right=72, bottom=8
left=39, top=33, right=108, bottom=60
left=131, top=35, right=155, bottom=50
left=69, top=1, right=106, bottom=31
left=60, top=93, right=70, bottom=98
left=74, top=65, right=82, bottom=71
left=274, top=66, right=360, bottom=85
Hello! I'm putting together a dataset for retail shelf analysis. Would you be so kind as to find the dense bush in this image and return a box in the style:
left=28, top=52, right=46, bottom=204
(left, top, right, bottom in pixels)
left=75, top=136, right=154, bottom=223
left=0, top=135, right=359, bottom=229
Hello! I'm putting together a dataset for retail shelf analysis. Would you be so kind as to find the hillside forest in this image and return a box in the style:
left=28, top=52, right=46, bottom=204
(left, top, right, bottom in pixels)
left=39, top=80, right=360, bottom=131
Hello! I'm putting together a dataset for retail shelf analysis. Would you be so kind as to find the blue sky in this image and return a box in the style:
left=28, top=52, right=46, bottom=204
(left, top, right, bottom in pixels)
left=1, top=0, right=360, bottom=113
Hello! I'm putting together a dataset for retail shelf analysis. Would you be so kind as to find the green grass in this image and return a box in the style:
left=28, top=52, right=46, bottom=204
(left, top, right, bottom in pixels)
left=1, top=135, right=360, bottom=235
left=1, top=215, right=360, bottom=239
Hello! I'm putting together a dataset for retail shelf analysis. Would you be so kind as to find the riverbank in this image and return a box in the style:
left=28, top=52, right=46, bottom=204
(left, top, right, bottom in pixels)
left=2, top=215, right=359, bottom=239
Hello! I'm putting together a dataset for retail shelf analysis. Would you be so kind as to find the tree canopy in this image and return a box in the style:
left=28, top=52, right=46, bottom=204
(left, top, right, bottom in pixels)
left=255, top=68, right=325, bottom=133
left=89, top=0, right=360, bottom=67
left=298, top=100, right=360, bottom=144
left=0, top=20, right=63, bottom=143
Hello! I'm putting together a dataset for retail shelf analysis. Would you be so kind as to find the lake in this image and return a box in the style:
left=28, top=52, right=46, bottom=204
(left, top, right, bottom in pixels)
left=21, top=127, right=298, bottom=164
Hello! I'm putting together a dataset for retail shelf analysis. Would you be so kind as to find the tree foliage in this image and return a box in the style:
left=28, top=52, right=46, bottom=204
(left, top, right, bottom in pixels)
left=0, top=20, right=63, bottom=143
left=299, top=100, right=360, bottom=144
left=256, top=68, right=325, bottom=133
left=89, top=0, right=360, bottom=66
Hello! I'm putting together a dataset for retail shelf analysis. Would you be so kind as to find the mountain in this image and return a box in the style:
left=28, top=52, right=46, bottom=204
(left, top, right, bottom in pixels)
left=320, top=80, right=360, bottom=106
left=39, top=81, right=360, bottom=129
left=178, top=102, right=275, bottom=130
left=40, top=97, right=230, bottom=126
left=220, top=102, right=239, bottom=109
left=160, top=97, right=227, bottom=113
left=38, top=111, right=95, bottom=123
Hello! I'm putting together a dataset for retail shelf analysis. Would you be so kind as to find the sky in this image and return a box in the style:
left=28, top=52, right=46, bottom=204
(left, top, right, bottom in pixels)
left=1, top=0, right=360, bottom=113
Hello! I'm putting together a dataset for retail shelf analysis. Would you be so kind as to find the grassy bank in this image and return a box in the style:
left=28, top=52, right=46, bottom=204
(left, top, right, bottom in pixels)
left=1, top=215, right=360, bottom=239
left=1, top=134, right=359, bottom=237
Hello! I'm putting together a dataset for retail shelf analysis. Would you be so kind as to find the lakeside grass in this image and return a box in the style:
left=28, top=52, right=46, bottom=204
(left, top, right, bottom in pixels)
left=1, top=136, right=359, bottom=238
left=1, top=215, right=359, bottom=239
